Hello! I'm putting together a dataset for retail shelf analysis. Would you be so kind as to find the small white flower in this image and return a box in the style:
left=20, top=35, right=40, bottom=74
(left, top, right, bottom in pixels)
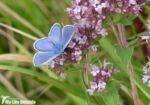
left=103, top=60, right=111, bottom=69
left=142, top=75, right=150, bottom=83
left=75, top=55, right=82, bottom=61
left=143, top=67, right=149, bottom=74
left=74, top=6, right=81, bottom=14
left=90, top=0, right=100, bottom=7
left=68, top=41, right=76, bottom=48
left=49, top=61, right=55, bottom=69
left=87, top=82, right=97, bottom=95
left=66, top=8, right=71, bottom=12
left=59, top=60, right=64, bottom=65
left=142, top=57, right=150, bottom=87
left=87, top=88, right=94, bottom=95
left=75, top=0, right=81, bottom=4
left=141, top=35, right=150, bottom=43
left=97, top=81, right=106, bottom=92
left=74, top=49, right=82, bottom=55
left=129, top=0, right=137, bottom=5
left=148, top=81, right=150, bottom=87
left=89, top=45, right=98, bottom=52
left=81, top=6, right=87, bottom=14
left=91, top=65, right=100, bottom=76
left=60, top=73, right=66, bottom=79
left=91, top=82, right=98, bottom=90
left=95, top=5, right=103, bottom=13
left=101, top=70, right=111, bottom=77
left=95, top=2, right=108, bottom=13
left=79, top=36, right=87, bottom=44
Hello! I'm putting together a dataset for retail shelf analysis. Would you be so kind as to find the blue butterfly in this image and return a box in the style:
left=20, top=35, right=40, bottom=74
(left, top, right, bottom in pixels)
left=33, top=23, right=74, bottom=66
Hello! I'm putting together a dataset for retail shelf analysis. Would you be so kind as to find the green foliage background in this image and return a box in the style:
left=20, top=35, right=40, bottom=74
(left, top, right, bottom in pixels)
left=0, top=0, right=150, bottom=105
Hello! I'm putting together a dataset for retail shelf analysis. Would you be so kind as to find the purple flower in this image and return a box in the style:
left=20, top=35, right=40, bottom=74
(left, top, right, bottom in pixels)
left=142, top=57, right=150, bottom=87
left=67, top=0, right=146, bottom=43
left=91, top=65, right=100, bottom=76
left=87, top=60, right=115, bottom=95
left=89, top=45, right=98, bottom=52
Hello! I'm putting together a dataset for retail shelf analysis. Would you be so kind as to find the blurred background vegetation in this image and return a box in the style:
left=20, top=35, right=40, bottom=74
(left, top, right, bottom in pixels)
left=0, top=0, right=79, bottom=105
left=0, top=0, right=150, bottom=105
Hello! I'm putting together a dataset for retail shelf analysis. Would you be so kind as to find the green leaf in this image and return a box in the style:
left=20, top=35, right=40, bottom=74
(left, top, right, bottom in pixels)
left=112, top=13, right=123, bottom=23
left=65, top=0, right=71, bottom=5
left=116, top=47, right=133, bottom=66
left=97, top=80, right=120, bottom=105
left=99, top=37, right=150, bottom=101
left=99, top=37, right=121, bottom=63
left=112, top=14, right=136, bottom=25
left=102, top=90, right=119, bottom=105
left=119, top=18, right=133, bottom=25
left=95, top=81, right=120, bottom=105
left=119, top=14, right=136, bottom=25
left=99, top=37, right=127, bottom=76
left=103, top=80, right=120, bottom=105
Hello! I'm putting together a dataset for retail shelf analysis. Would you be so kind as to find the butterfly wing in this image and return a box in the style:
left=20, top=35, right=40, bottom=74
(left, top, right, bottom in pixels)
left=48, top=23, right=62, bottom=46
left=62, top=25, right=74, bottom=50
left=34, top=37, right=57, bottom=52
left=33, top=51, right=60, bottom=66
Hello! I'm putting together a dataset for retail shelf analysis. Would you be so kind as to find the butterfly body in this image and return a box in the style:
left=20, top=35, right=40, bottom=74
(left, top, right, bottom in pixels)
left=33, top=23, right=74, bottom=66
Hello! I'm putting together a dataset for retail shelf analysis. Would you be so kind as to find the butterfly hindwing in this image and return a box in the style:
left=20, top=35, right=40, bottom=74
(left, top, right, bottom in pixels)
left=33, top=51, right=60, bottom=66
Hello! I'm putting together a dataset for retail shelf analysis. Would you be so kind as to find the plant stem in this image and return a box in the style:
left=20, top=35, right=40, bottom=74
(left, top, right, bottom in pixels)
left=117, top=24, right=127, bottom=48
left=110, top=21, right=121, bottom=46
left=117, top=24, right=139, bottom=105
left=92, top=96, right=101, bottom=105
left=128, top=61, right=139, bottom=105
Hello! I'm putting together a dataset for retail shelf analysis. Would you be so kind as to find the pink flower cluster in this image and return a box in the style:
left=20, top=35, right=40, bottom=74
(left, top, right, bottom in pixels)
left=67, top=0, right=144, bottom=39
left=67, top=0, right=109, bottom=39
left=142, top=57, right=150, bottom=87
left=48, top=0, right=146, bottom=76
left=87, top=60, right=115, bottom=95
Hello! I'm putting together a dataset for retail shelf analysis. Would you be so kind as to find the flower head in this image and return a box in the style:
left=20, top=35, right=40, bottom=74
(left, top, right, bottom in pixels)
left=142, top=57, right=150, bottom=87
left=87, top=60, right=115, bottom=95
left=67, top=0, right=145, bottom=39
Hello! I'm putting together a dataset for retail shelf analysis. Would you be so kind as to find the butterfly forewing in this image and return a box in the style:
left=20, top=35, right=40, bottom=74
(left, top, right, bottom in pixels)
left=48, top=23, right=63, bottom=45
left=62, top=25, right=74, bottom=50
left=34, top=37, right=58, bottom=52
